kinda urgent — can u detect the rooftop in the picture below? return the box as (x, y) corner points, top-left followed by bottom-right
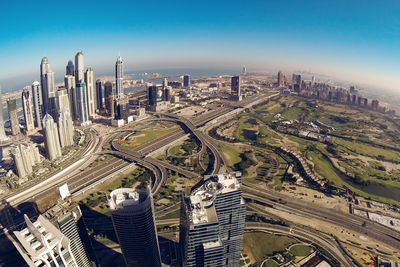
(109, 188), (142, 210)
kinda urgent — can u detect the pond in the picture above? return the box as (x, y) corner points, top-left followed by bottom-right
(242, 129), (257, 141)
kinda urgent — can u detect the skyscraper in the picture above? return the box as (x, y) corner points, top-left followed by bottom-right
(40, 57), (57, 117)
(231, 76), (242, 101)
(180, 172), (246, 267)
(0, 86), (8, 141)
(242, 65), (247, 75)
(183, 74), (190, 89)
(75, 51), (84, 83)
(66, 60), (75, 76)
(11, 143), (41, 178)
(56, 88), (71, 115)
(104, 81), (114, 117)
(115, 54), (124, 99)
(114, 99), (129, 120)
(109, 187), (161, 267)
(64, 75), (77, 120)
(13, 215), (79, 267)
(22, 89), (35, 134)
(7, 98), (20, 135)
(43, 113), (62, 160)
(31, 81), (43, 129)
(58, 110), (74, 148)
(57, 212), (92, 267)
(96, 79), (103, 110)
(277, 71), (284, 87)
(84, 67), (96, 118)
(76, 82), (90, 125)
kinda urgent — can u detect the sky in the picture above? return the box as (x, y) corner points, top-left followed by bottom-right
(1, 0), (400, 92)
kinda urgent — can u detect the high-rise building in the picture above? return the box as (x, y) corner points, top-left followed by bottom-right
(231, 76), (242, 101)
(58, 110), (74, 148)
(75, 51), (84, 83)
(115, 54), (124, 99)
(162, 77), (168, 89)
(76, 83), (90, 125)
(66, 60), (75, 76)
(183, 75), (190, 89)
(114, 99), (130, 120)
(180, 172), (246, 267)
(104, 81), (114, 117)
(55, 89), (71, 116)
(43, 113), (62, 160)
(242, 65), (247, 75)
(40, 57), (57, 118)
(0, 86), (8, 141)
(22, 89), (35, 134)
(109, 187), (161, 267)
(31, 81), (43, 129)
(7, 98), (20, 135)
(13, 214), (79, 267)
(11, 143), (41, 178)
(96, 79), (103, 110)
(64, 75), (77, 120)
(84, 67), (96, 118)
(57, 212), (92, 267)
(277, 71), (284, 87)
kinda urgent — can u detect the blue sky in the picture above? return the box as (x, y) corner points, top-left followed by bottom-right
(1, 0), (400, 91)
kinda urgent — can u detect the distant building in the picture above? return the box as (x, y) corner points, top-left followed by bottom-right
(183, 74), (190, 89)
(164, 87), (171, 102)
(277, 71), (284, 87)
(242, 65), (247, 75)
(13, 215), (79, 267)
(84, 67), (96, 118)
(40, 57), (57, 118)
(116, 54), (124, 99)
(180, 172), (246, 267)
(7, 98), (20, 135)
(0, 87), (7, 140)
(109, 187), (161, 267)
(147, 85), (168, 112)
(31, 81), (43, 129)
(75, 51), (84, 83)
(104, 81), (114, 117)
(58, 110), (74, 148)
(21, 89), (35, 134)
(114, 99), (130, 120)
(162, 77), (168, 89)
(43, 113), (62, 160)
(371, 99), (379, 110)
(66, 60), (75, 76)
(96, 79), (103, 110)
(76, 82), (90, 125)
(231, 76), (242, 101)
(11, 143), (41, 178)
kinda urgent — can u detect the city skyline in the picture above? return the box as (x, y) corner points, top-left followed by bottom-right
(1, 1), (400, 93)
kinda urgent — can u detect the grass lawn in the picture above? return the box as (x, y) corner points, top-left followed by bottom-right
(218, 142), (241, 167)
(124, 127), (177, 147)
(242, 232), (297, 263)
(262, 259), (279, 267)
(157, 209), (180, 220)
(289, 244), (314, 257)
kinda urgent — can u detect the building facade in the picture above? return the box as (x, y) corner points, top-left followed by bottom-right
(231, 76), (242, 101)
(84, 67), (96, 118)
(64, 75), (76, 120)
(109, 187), (161, 267)
(95, 79), (103, 110)
(183, 74), (190, 89)
(0, 87), (8, 140)
(58, 110), (74, 148)
(40, 57), (57, 118)
(11, 143), (41, 178)
(180, 172), (246, 267)
(76, 83), (90, 125)
(66, 60), (75, 76)
(22, 89), (35, 134)
(31, 81), (43, 129)
(104, 81), (114, 117)
(115, 55), (124, 99)
(75, 51), (84, 83)
(7, 98), (20, 135)
(43, 114), (62, 160)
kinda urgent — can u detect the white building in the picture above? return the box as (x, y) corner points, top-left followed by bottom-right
(43, 114), (62, 160)
(84, 67), (96, 118)
(58, 110), (74, 148)
(11, 143), (41, 178)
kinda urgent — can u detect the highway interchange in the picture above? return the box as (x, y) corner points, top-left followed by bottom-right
(2, 92), (400, 265)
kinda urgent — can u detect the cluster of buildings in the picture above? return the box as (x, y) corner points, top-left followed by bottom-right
(10, 172), (245, 267)
(276, 72), (395, 115)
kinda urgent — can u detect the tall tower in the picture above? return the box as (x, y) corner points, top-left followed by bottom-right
(66, 60), (75, 76)
(75, 51), (84, 83)
(31, 81), (43, 129)
(277, 71), (284, 87)
(7, 98), (20, 136)
(0, 86), (8, 141)
(64, 75), (76, 120)
(57, 212), (92, 267)
(180, 172), (246, 267)
(231, 76), (241, 101)
(109, 187), (161, 267)
(58, 110), (74, 147)
(40, 57), (56, 117)
(104, 81), (114, 117)
(22, 89), (35, 134)
(95, 79), (103, 110)
(43, 113), (62, 160)
(13, 215), (78, 267)
(115, 54), (124, 99)
(56, 88), (71, 115)
(183, 74), (190, 89)
(84, 67), (96, 118)
(76, 82), (90, 125)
